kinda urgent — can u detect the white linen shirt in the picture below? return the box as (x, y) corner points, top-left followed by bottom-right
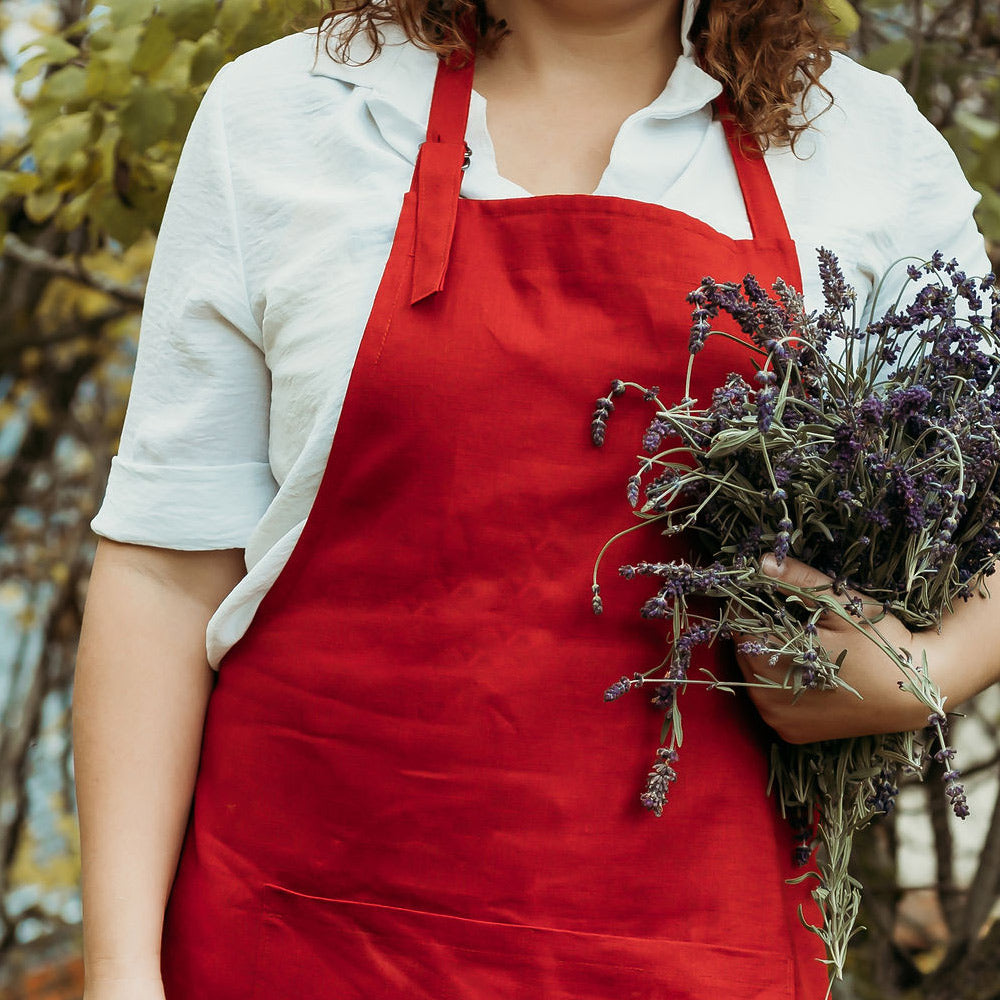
(90, 6), (992, 668)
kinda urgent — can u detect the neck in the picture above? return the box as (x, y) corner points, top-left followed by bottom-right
(481, 0), (685, 92)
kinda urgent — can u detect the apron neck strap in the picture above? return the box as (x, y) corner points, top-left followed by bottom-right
(409, 48), (476, 304)
(425, 47), (476, 147)
(712, 88), (792, 244)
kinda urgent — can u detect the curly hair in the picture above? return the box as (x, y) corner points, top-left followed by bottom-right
(308, 0), (846, 154)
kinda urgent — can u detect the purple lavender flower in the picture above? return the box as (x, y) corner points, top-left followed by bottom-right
(817, 247), (856, 338)
(642, 418), (671, 454)
(774, 517), (793, 563)
(887, 385), (932, 421)
(604, 676), (635, 701)
(857, 395), (886, 428)
(627, 474), (641, 508)
(640, 595), (669, 619)
(788, 804), (815, 868)
(651, 682), (675, 710)
(831, 423), (862, 473)
(591, 395), (615, 446)
(640, 746), (679, 818)
(865, 766), (900, 815)
(755, 370), (778, 433)
(943, 768), (970, 819)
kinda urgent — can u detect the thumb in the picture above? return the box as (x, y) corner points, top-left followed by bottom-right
(760, 553), (836, 598)
(763, 554), (887, 624)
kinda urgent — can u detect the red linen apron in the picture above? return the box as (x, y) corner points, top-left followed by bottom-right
(160, 45), (829, 1000)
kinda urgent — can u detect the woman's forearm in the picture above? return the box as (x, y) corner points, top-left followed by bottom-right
(928, 577), (1000, 712)
(72, 540), (246, 983)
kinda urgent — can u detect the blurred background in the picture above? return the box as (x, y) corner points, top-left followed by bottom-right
(0, 0), (996, 997)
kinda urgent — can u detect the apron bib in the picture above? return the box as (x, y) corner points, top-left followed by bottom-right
(161, 44), (829, 1000)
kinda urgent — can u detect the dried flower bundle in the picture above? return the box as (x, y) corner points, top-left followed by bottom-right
(590, 248), (1000, 988)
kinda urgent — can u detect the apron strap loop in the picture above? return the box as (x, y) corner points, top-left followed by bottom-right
(713, 88), (792, 245)
(410, 48), (476, 305)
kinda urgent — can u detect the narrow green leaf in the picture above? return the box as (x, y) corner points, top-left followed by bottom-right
(16, 34), (79, 61)
(13, 53), (51, 90)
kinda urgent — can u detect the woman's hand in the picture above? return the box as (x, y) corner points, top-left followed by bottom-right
(734, 554), (939, 745)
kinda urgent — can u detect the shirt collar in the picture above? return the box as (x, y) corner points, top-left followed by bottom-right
(305, 0), (720, 154)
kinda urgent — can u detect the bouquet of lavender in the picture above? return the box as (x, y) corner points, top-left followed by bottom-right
(589, 248), (1000, 986)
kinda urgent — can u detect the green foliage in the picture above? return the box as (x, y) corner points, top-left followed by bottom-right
(849, 0), (1000, 259)
(4, 0), (323, 248)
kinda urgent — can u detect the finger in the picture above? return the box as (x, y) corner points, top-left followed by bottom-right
(761, 553), (834, 592)
(760, 554), (882, 623)
(732, 631), (793, 682)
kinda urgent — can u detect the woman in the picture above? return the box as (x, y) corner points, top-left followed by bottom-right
(73, 1), (995, 998)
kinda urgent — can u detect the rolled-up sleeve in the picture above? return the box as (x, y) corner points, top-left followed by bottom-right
(91, 59), (276, 550)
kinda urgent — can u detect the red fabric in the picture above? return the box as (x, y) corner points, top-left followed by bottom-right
(161, 48), (829, 1000)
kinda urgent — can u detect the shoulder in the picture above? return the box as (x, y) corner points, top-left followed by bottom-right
(206, 30), (349, 119)
(793, 51), (927, 146)
(777, 51), (987, 302)
(774, 49), (977, 234)
(791, 50), (952, 172)
(199, 19), (433, 161)
(212, 19), (417, 106)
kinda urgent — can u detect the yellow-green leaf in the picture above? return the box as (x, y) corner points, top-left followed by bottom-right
(169, 92), (199, 141)
(58, 188), (94, 231)
(24, 186), (62, 223)
(92, 191), (147, 246)
(131, 14), (175, 75)
(119, 86), (176, 151)
(41, 64), (89, 105)
(821, 0), (860, 39)
(189, 34), (225, 85)
(159, 0), (216, 42)
(32, 112), (95, 177)
(109, 0), (157, 30)
(0, 171), (42, 200)
(216, 0), (260, 39)
(93, 117), (121, 181)
(861, 38), (914, 75)
(16, 34), (78, 61)
(13, 52), (51, 90)
(156, 39), (198, 89)
(91, 24), (144, 94)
